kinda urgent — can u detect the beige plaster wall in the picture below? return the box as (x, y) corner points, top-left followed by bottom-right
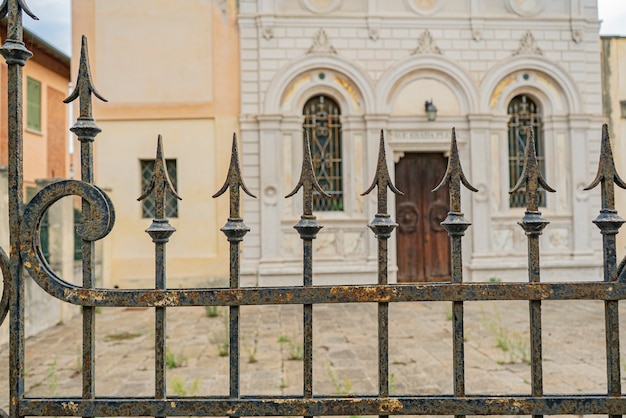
(71, 0), (239, 286)
(96, 118), (235, 287)
(94, 0), (213, 105)
(602, 37), (626, 259)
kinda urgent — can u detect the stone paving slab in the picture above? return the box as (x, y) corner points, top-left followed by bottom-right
(0, 299), (624, 417)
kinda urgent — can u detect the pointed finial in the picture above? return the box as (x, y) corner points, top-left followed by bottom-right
(64, 35), (107, 120)
(510, 128), (555, 211)
(361, 130), (402, 215)
(213, 133), (256, 218)
(0, 0), (38, 21)
(0, 0), (37, 65)
(433, 128), (478, 213)
(286, 131), (330, 216)
(138, 135), (182, 219)
(584, 124), (626, 210)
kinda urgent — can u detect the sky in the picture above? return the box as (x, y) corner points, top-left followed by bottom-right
(15, 0), (626, 57)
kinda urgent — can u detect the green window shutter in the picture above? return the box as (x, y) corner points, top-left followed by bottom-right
(27, 77), (41, 132)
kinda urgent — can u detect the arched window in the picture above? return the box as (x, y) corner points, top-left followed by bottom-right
(303, 95), (343, 211)
(508, 94), (545, 208)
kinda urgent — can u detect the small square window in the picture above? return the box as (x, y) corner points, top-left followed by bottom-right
(140, 159), (178, 218)
(27, 77), (41, 132)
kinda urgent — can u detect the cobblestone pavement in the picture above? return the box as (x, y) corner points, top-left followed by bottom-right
(1, 299), (624, 416)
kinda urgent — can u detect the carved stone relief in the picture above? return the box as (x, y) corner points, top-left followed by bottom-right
(308, 29), (337, 54)
(412, 29), (442, 55)
(513, 31), (543, 56)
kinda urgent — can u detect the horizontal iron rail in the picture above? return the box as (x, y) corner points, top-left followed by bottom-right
(19, 396), (626, 416)
(26, 281), (626, 307)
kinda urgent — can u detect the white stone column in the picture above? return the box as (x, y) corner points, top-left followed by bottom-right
(258, 115), (284, 264)
(568, 116), (594, 257)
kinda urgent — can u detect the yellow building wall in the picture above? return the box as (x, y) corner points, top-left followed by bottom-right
(72, 0), (239, 287)
(602, 37), (626, 259)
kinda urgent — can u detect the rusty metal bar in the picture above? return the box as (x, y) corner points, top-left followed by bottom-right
(362, 130), (401, 416)
(138, 135), (181, 412)
(64, 35), (107, 414)
(213, 133), (256, 402)
(18, 395), (626, 416)
(584, 124), (625, 417)
(510, 128), (555, 418)
(0, 1), (36, 416)
(286, 131), (328, 409)
(433, 128), (477, 418)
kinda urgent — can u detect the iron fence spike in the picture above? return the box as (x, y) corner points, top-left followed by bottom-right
(433, 127), (478, 195)
(138, 135), (182, 203)
(0, 0), (38, 20)
(64, 35), (107, 119)
(213, 133), (256, 200)
(584, 124), (626, 196)
(510, 128), (555, 212)
(286, 131), (329, 215)
(362, 130), (403, 198)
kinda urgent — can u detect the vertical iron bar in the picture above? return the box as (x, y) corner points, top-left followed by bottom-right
(213, 134), (254, 405)
(362, 131), (402, 418)
(0, 1), (36, 415)
(584, 124), (625, 418)
(138, 135), (180, 415)
(64, 36), (107, 415)
(434, 128), (477, 418)
(286, 132), (327, 413)
(510, 128), (554, 418)
(303, 240), (313, 401)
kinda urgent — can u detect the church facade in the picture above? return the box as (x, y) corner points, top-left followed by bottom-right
(237, 0), (605, 285)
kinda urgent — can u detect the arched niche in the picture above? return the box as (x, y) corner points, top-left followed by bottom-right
(264, 55), (375, 116)
(391, 76), (461, 117)
(481, 56), (582, 115)
(377, 54), (478, 115)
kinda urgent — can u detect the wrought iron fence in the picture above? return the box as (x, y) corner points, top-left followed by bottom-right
(1, 1), (626, 417)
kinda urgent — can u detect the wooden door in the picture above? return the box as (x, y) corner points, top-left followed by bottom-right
(395, 153), (450, 282)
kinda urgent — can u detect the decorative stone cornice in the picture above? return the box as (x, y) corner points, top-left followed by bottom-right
(307, 29), (337, 54)
(412, 29), (442, 55)
(513, 30), (543, 56)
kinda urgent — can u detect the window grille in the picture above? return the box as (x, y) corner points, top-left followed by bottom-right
(303, 95), (343, 211)
(508, 94), (546, 208)
(140, 158), (178, 218)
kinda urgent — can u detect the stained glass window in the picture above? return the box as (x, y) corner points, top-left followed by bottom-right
(303, 95), (343, 211)
(508, 95), (545, 208)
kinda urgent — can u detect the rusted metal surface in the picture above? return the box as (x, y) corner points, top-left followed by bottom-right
(1, 3), (626, 417)
(433, 128), (477, 418)
(213, 133), (255, 407)
(362, 130), (401, 418)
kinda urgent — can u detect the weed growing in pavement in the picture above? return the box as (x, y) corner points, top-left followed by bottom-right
(243, 330), (259, 363)
(204, 306), (221, 318)
(170, 376), (200, 396)
(209, 316), (229, 357)
(278, 334), (304, 360)
(105, 331), (142, 342)
(46, 360), (58, 396)
(480, 304), (529, 364)
(165, 346), (188, 369)
(326, 363), (353, 395)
